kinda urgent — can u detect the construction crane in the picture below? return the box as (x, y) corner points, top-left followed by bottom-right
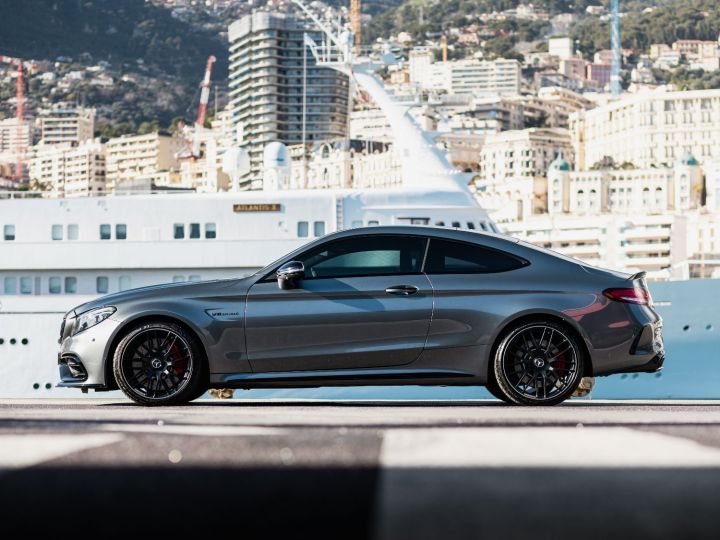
(0, 56), (34, 180)
(350, 0), (361, 54)
(177, 55), (217, 160)
(610, 0), (621, 99)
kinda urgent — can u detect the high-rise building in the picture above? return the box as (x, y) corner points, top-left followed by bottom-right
(38, 105), (96, 145)
(29, 139), (106, 197)
(228, 12), (350, 189)
(407, 56), (521, 97)
(0, 117), (32, 166)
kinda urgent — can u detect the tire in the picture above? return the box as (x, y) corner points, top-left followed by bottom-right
(485, 376), (514, 404)
(113, 321), (206, 406)
(493, 321), (584, 406)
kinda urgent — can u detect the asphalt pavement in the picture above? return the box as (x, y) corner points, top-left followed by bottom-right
(1, 399), (720, 539)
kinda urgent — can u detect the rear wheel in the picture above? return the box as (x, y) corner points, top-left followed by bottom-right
(113, 321), (206, 406)
(493, 321), (584, 406)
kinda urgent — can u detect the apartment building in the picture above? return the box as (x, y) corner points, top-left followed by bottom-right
(476, 128), (573, 221)
(38, 105), (96, 145)
(228, 12), (350, 189)
(105, 132), (181, 191)
(571, 88), (720, 170)
(29, 139), (106, 197)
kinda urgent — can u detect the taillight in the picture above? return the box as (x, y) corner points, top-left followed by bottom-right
(603, 287), (652, 305)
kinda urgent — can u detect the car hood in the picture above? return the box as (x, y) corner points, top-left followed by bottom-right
(70, 276), (256, 316)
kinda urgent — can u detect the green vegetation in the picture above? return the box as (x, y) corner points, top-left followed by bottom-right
(0, 0), (226, 80)
(573, 0), (720, 57)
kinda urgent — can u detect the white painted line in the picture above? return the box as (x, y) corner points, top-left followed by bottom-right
(97, 423), (287, 436)
(0, 434), (123, 474)
(380, 427), (720, 468)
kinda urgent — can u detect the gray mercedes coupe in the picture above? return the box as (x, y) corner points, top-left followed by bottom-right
(58, 226), (664, 406)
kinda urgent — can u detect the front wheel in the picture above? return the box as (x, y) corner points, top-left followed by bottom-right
(492, 321), (584, 406)
(113, 321), (206, 406)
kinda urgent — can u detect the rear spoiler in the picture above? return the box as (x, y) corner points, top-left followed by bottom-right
(628, 271), (647, 282)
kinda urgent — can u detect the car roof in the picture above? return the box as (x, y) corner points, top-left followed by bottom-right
(322, 225), (520, 249)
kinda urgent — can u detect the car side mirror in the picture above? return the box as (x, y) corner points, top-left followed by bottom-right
(277, 261), (305, 290)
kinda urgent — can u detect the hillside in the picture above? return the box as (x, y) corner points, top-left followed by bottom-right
(0, 0), (227, 80)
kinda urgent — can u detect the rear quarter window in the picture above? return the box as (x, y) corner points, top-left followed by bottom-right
(425, 238), (527, 274)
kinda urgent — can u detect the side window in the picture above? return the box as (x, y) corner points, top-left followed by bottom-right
(99, 224), (111, 240)
(96, 276), (109, 294)
(65, 277), (78, 294)
(205, 223), (216, 239)
(189, 223), (201, 239)
(299, 235), (426, 279)
(49, 277), (62, 294)
(424, 239), (526, 274)
(3, 277), (17, 295)
(67, 224), (79, 240)
(20, 277), (32, 295)
(297, 221), (309, 238)
(313, 221), (325, 237)
(116, 224), (127, 240)
(174, 224), (185, 239)
(118, 275), (131, 291)
(4, 224), (15, 241)
(52, 224), (63, 241)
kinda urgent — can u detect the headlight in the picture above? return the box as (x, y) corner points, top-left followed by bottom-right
(72, 307), (116, 336)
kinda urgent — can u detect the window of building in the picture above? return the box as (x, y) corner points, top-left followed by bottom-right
(116, 224), (127, 240)
(205, 223), (217, 239)
(20, 277), (32, 295)
(425, 239), (527, 274)
(99, 224), (111, 240)
(3, 224), (15, 241)
(52, 224), (63, 241)
(297, 221), (309, 238)
(67, 224), (79, 240)
(173, 276), (186, 283)
(96, 276), (109, 294)
(119, 276), (131, 291)
(189, 223), (201, 239)
(49, 277), (62, 294)
(3, 277), (17, 295)
(297, 235), (426, 279)
(313, 221), (326, 237)
(174, 224), (185, 239)
(65, 277), (77, 294)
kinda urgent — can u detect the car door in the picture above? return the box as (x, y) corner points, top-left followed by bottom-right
(423, 237), (530, 349)
(245, 234), (433, 372)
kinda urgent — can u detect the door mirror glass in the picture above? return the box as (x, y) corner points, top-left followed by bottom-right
(277, 261), (305, 289)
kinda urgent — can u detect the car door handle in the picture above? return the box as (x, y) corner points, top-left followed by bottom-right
(385, 285), (419, 296)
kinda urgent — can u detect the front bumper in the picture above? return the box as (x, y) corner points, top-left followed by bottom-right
(57, 316), (122, 389)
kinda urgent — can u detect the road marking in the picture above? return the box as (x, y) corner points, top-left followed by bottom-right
(380, 427), (720, 468)
(0, 434), (123, 474)
(97, 423), (287, 436)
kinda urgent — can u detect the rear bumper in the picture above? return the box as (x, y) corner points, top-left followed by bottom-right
(600, 352), (665, 376)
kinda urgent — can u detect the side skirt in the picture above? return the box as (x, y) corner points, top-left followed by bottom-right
(212, 368), (476, 389)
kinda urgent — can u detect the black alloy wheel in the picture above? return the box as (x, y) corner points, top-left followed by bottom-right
(493, 321), (584, 406)
(113, 321), (205, 406)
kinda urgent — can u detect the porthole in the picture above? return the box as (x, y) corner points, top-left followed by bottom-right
(45, 383), (52, 390)
(33, 383), (39, 390)
(0, 338), (4, 345)
(682, 325), (690, 331)
(706, 324), (713, 331)
(9, 338), (16, 345)
(21, 338), (28, 345)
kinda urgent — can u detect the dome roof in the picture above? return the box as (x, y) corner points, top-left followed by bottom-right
(549, 155), (571, 172)
(680, 151), (699, 167)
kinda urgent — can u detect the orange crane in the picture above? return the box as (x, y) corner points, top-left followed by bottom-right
(350, 0), (361, 54)
(177, 55), (217, 160)
(0, 56), (34, 180)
